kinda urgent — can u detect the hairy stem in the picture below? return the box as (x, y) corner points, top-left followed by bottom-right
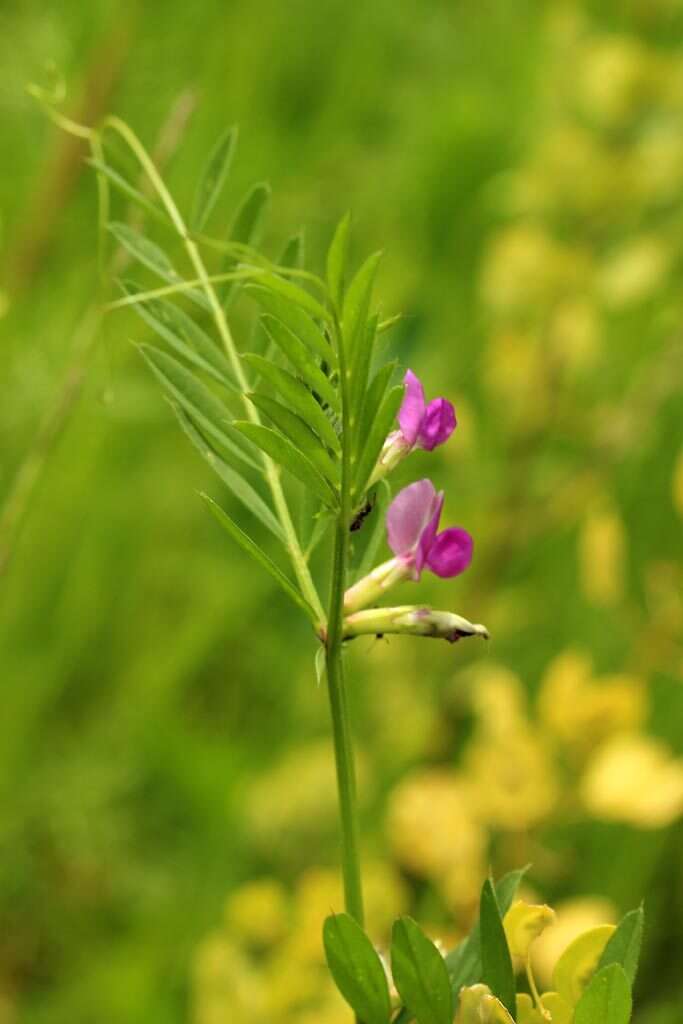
(325, 314), (364, 927)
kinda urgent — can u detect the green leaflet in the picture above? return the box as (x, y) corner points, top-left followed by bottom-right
(248, 270), (330, 323)
(349, 311), (379, 440)
(574, 965), (632, 1024)
(122, 280), (237, 392)
(138, 344), (260, 473)
(220, 182), (271, 308)
(391, 918), (453, 1024)
(355, 360), (397, 455)
(326, 211), (351, 310)
(279, 230), (305, 271)
(479, 878), (516, 1017)
(392, 867), (528, 1024)
(191, 125), (237, 231)
(352, 384), (403, 499)
(323, 913), (392, 1024)
(109, 221), (176, 278)
(243, 353), (340, 454)
(247, 392), (339, 487)
(343, 249), (382, 369)
(260, 315), (339, 411)
(172, 404), (284, 542)
(232, 421), (339, 509)
(201, 494), (318, 625)
(245, 283), (335, 367)
(109, 222), (209, 310)
(87, 159), (168, 225)
(598, 907), (644, 986)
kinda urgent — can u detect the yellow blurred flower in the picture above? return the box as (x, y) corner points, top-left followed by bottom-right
(468, 665), (529, 739)
(538, 649), (646, 754)
(484, 329), (549, 434)
(225, 878), (290, 948)
(246, 740), (367, 856)
(548, 297), (600, 371)
(386, 769), (486, 883)
(579, 504), (626, 607)
(464, 729), (559, 831)
(576, 36), (662, 127)
(504, 899), (556, 960)
(581, 734), (683, 827)
(480, 225), (589, 316)
(192, 934), (266, 1024)
(598, 236), (670, 309)
(531, 897), (617, 989)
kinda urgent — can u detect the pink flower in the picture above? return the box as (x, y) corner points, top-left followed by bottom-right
(397, 369), (456, 452)
(386, 479), (473, 580)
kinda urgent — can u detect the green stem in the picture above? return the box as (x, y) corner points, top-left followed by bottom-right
(325, 313), (364, 926)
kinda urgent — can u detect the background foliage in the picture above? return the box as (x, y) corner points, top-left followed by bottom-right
(1, 1), (682, 1022)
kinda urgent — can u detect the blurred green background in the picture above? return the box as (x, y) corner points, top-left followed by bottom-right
(1, 1), (683, 1022)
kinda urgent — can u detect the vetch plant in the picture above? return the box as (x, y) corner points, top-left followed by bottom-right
(34, 83), (645, 1022)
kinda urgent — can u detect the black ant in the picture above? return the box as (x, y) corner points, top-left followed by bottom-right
(349, 492), (376, 532)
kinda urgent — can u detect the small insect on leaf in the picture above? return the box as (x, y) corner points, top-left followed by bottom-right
(191, 124), (238, 231)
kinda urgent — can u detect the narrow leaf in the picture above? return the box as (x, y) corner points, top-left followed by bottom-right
(191, 125), (237, 230)
(201, 493), (318, 624)
(109, 221), (176, 278)
(352, 384), (403, 499)
(349, 311), (379, 435)
(480, 879), (516, 1016)
(138, 344), (260, 472)
(279, 229), (305, 270)
(326, 211), (351, 310)
(391, 917), (453, 1024)
(110, 223), (209, 309)
(598, 907), (643, 986)
(261, 315), (339, 410)
(232, 421), (339, 508)
(172, 405), (284, 541)
(87, 159), (168, 224)
(356, 361), (396, 454)
(444, 868), (528, 1015)
(574, 965), (632, 1024)
(243, 353), (340, 454)
(245, 283), (335, 366)
(248, 392), (339, 486)
(323, 913), (392, 1024)
(220, 182), (271, 308)
(122, 280), (237, 391)
(248, 270), (330, 323)
(343, 249), (382, 367)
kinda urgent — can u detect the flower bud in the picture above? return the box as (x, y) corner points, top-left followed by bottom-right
(343, 605), (489, 643)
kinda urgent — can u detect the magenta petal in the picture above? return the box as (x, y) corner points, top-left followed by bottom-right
(418, 398), (456, 451)
(415, 490), (444, 576)
(386, 479), (440, 562)
(425, 527), (473, 579)
(397, 369), (426, 447)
